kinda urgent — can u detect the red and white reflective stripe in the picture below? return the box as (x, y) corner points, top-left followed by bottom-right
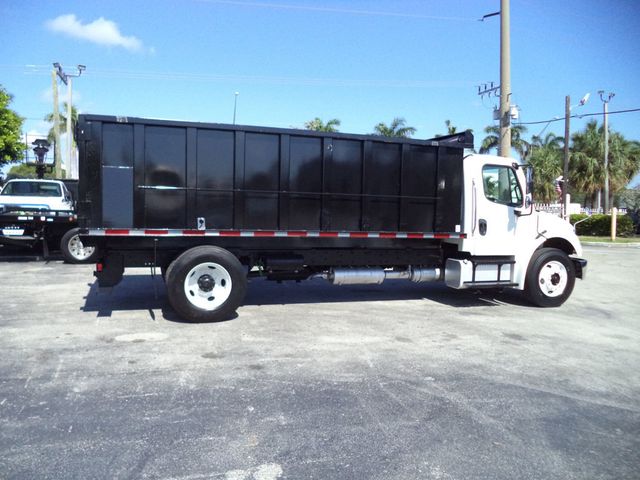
(87, 228), (466, 239)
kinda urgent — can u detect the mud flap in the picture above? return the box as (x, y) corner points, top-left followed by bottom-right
(95, 253), (124, 288)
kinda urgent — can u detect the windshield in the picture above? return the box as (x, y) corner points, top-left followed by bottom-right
(0, 181), (62, 197)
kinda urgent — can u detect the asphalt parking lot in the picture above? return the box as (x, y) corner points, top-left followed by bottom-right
(0, 244), (639, 480)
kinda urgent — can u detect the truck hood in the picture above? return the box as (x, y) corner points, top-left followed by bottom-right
(536, 211), (583, 257)
(0, 195), (73, 212)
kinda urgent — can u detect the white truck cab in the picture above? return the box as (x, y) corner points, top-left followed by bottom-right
(445, 153), (585, 307)
(0, 179), (74, 212)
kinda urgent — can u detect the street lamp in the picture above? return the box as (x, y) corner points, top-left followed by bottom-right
(599, 90), (615, 213)
(31, 139), (51, 179)
(233, 92), (239, 125)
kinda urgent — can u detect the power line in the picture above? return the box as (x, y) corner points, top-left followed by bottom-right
(517, 108), (640, 125)
(1, 64), (476, 89)
(196, 0), (479, 21)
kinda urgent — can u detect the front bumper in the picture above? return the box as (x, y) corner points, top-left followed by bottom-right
(572, 258), (587, 279)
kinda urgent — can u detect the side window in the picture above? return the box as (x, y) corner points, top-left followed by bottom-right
(482, 165), (522, 207)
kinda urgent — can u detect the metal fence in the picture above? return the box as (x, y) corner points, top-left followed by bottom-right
(535, 203), (627, 216)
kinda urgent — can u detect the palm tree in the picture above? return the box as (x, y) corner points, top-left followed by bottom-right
(45, 102), (79, 143)
(304, 117), (341, 132)
(373, 117), (416, 138)
(569, 120), (640, 209)
(607, 133), (640, 196)
(443, 119), (457, 135)
(480, 124), (529, 161)
(434, 120), (474, 141)
(528, 132), (564, 203)
(570, 121), (605, 208)
(531, 132), (564, 150)
(524, 131), (564, 166)
(45, 102), (79, 178)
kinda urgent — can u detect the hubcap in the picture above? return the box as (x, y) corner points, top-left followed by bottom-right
(184, 262), (232, 310)
(68, 234), (96, 260)
(538, 260), (568, 298)
(197, 274), (215, 292)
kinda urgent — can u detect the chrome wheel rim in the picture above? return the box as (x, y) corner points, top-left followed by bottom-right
(68, 234), (96, 260)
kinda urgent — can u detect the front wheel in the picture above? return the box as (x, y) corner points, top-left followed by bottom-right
(525, 248), (576, 307)
(61, 228), (99, 264)
(165, 246), (247, 322)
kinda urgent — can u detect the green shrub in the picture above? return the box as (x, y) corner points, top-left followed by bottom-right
(570, 213), (635, 237)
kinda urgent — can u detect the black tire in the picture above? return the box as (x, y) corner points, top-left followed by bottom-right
(159, 262), (172, 282)
(60, 228), (99, 264)
(525, 248), (576, 307)
(165, 246), (247, 322)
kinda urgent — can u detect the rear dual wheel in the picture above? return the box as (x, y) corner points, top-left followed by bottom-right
(165, 246), (247, 322)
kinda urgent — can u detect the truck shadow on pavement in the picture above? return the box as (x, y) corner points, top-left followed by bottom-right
(0, 245), (63, 262)
(245, 278), (529, 308)
(81, 275), (530, 323)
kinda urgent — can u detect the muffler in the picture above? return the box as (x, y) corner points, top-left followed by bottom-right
(323, 267), (441, 285)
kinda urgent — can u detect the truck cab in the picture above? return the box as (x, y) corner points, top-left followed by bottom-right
(0, 179), (74, 212)
(443, 153), (585, 306)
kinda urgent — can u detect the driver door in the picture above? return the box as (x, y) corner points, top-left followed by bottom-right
(471, 163), (523, 256)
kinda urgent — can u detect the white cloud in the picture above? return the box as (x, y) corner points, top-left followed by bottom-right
(46, 14), (147, 52)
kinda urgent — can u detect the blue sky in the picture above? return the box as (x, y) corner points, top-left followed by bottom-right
(1, 0), (639, 183)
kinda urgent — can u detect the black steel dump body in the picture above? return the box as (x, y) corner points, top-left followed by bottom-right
(77, 115), (470, 238)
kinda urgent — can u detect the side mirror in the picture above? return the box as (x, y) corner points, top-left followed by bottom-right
(515, 194), (533, 217)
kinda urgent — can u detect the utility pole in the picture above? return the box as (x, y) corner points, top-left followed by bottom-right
(66, 78), (73, 177)
(561, 93), (590, 219)
(599, 90), (615, 213)
(563, 95), (570, 219)
(53, 63), (86, 179)
(480, 1), (511, 157)
(499, 0), (511, 157)
(51, 70), (62, 178)
(233, 92), (239, 125)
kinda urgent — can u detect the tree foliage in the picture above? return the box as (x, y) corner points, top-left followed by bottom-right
(528, 132), (564, 203)
(304, 117), (340, 132)
(569, 120), (640, 208)
(434, 120), (473, 138)
(0, 85), (25, 166)
(5, 162), (57, 180)
(569, 121), (604, 204)
(45, 102), (78, 143)
(618, 186), (640, 233)
(479, 124), (529, 161)
(373, 117), (416, 138)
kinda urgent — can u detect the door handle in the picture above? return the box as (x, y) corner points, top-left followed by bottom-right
(479, 219), (487, 236)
